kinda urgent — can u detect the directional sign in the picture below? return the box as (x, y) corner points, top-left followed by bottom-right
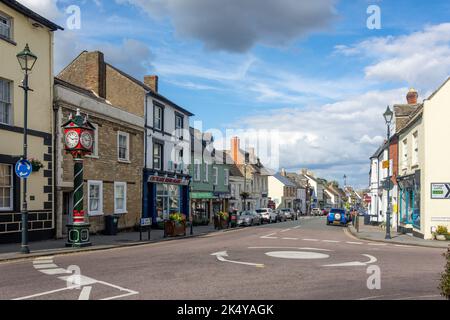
(431, 183), (450, 199)
(15, 159), (32, 179)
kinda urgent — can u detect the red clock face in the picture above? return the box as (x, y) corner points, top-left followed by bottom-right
(65, 130), (79, 149)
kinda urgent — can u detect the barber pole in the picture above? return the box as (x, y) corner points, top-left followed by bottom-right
(62, 109), (95, 247)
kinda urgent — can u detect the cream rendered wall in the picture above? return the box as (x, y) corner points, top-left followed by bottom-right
(423, 80), (450, 239)
(268, 176), (284, 208)
(398, 116), (424, 235)
(0, 3), (54, 212)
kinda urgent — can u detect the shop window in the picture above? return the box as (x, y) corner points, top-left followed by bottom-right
(114, 182), (127, 214)
(88, 181), (103, 216)
(156, 184), (180, 222)
(0, 164), (13, 211)
(0, 78), (12, 125)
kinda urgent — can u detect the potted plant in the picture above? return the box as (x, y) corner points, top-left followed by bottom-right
(165, 213), (186, 237)
(215, 212), (229, 230)
(29, 158), (44, 172)
(435, 226), (449, 241)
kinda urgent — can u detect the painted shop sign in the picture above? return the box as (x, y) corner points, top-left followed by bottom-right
(148, 175), (189, 186)
(431, 183), (450, 199)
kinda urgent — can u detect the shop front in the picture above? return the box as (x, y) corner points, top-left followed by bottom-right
(143, 171), (190, 228)
(190, 192), (215, 225)
(398, 171), (421, 232)
(213, 192), (230, 216)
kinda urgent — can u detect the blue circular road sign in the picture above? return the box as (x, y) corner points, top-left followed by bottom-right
(15, 159), (32, 179)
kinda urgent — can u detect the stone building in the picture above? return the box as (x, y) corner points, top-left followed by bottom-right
(0, 0), (62, 243)
(55, 51), (146, 235)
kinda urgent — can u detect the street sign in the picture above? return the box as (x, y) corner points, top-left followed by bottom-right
(15, 159), (32, 179)
(431, 183), (450, 199)
(140, 218), (152, 226)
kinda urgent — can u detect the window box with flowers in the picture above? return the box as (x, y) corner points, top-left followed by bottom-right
(30, 158), (44, 173)
(164, 213), (187, 237)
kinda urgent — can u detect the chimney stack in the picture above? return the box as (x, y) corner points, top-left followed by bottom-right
(281, 168), (287, 177)
(144, 75), (159, 93)
(231, 137), (240, 164)
(406, 88), (418, 105)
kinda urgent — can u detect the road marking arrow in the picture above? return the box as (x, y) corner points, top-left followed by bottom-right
(322, 254), (377, 267)
(211, 251), (265, 268)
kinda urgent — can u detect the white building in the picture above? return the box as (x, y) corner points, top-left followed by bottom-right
(142, 76), (194, 224)
(268, 173), (297, 210)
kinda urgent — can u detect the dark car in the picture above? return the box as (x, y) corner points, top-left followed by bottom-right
(327, 209), (350, 226)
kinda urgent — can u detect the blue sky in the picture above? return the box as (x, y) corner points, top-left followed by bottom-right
(19, 0), (450, 188)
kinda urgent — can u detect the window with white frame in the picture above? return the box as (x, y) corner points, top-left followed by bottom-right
(175, 114), (183, 138)
(412, 132), (419, 166)
(0, 13), (12, 40)
(194, 159), (201, 181)
(88, 181), (103, 216)
(213, 167), (218, 185)
(114, 182), (127, 214)
(0, 164), (13, 211)
(204, 163), (209, 182)
(224, 169), (229, 186)
(153, 142), (163, 170)
(117, 131), (130, 162)
(402, 139), (408, 170)
(0, 78), (12, 125)
(153, 104), (163, 131)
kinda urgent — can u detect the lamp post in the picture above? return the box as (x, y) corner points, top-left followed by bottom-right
(383, 106), (394, 240)
(343, 174), (347, 188)
(17, 44), (37, 254)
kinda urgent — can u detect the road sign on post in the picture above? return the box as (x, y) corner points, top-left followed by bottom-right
(15, 159), (32, 179)
(140, 218), (152, 241)
(431, 183), (450, 199)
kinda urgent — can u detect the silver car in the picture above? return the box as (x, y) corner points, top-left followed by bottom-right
(237, 211), (261, 227)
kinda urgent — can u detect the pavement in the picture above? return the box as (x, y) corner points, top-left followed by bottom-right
(348, 221), (450, 249)
(0, 224), (218, 262)
(0, 216), (447, 300)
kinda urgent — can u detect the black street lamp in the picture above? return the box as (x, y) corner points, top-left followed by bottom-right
(383, 106), (394, 240)
(17, 44), (37, 254)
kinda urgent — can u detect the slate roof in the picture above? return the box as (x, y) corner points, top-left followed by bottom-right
(1, 0), (63, 31)
(272, 173), (297, 187)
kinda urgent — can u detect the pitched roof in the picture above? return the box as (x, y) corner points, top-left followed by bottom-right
(1, 0), (63, 31)
(272, 173), (297, 187)
(229, 164), (244, 177)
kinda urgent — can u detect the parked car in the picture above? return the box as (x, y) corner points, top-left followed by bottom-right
(327, 209), (350, 226)
(280, 208), (297, 220)
(237, 211), (261, 227)
(311, 208), (322, 216)
(274, 210), (287, 222)
(323, 206), (332, 215)
(256, 208), (278, 223)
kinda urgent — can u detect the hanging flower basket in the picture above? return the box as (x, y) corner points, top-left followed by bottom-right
(29, 158), (44, 172)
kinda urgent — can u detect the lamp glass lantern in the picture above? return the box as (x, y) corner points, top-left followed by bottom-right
(383, 106), (394, 125)
(16, 44), (38, 73)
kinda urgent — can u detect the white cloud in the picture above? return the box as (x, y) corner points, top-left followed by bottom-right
(17, 0), (62, 21)
(336, 23), (450, 91)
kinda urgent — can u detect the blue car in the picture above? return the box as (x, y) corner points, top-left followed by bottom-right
(326, 209), (350, 226)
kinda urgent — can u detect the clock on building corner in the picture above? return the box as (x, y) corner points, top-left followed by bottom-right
(62, 108), (96, 159)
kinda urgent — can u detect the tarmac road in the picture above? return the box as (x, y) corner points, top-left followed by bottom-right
(0, 217), (446, 300)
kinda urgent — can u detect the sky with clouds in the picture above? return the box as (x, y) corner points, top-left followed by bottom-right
(16, 0), (450, 188)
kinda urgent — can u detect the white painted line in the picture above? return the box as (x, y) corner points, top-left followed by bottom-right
(59, 275), (98, 286)
(260, 233), (278, 239)
(33, 264), (59, 269)
(39, 268), (72, 275)
(34, 256), (54, 261)
(394, 244), (414, 248)
(323, 254), (377, 267)
(394, 295), (442, 300)
(211, 251), (264, 268)
(13, 285), (82, 300)
(346, 242), (363, 245)
(282, 238), (299, 240)
(262, 237), (278, 239)
(280, 229), (291, 233)
(368, 243), (387, 246)
(248, 247), (333, 252)
(265, 251), (330, 260)
(322, 240), (340, 243)
(101, 291), (140, 301)
(78, 286), (92, 300)
(33, 260), (54, 265)
(302, 239), (320, 242)
(293, 226), (301, 229)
